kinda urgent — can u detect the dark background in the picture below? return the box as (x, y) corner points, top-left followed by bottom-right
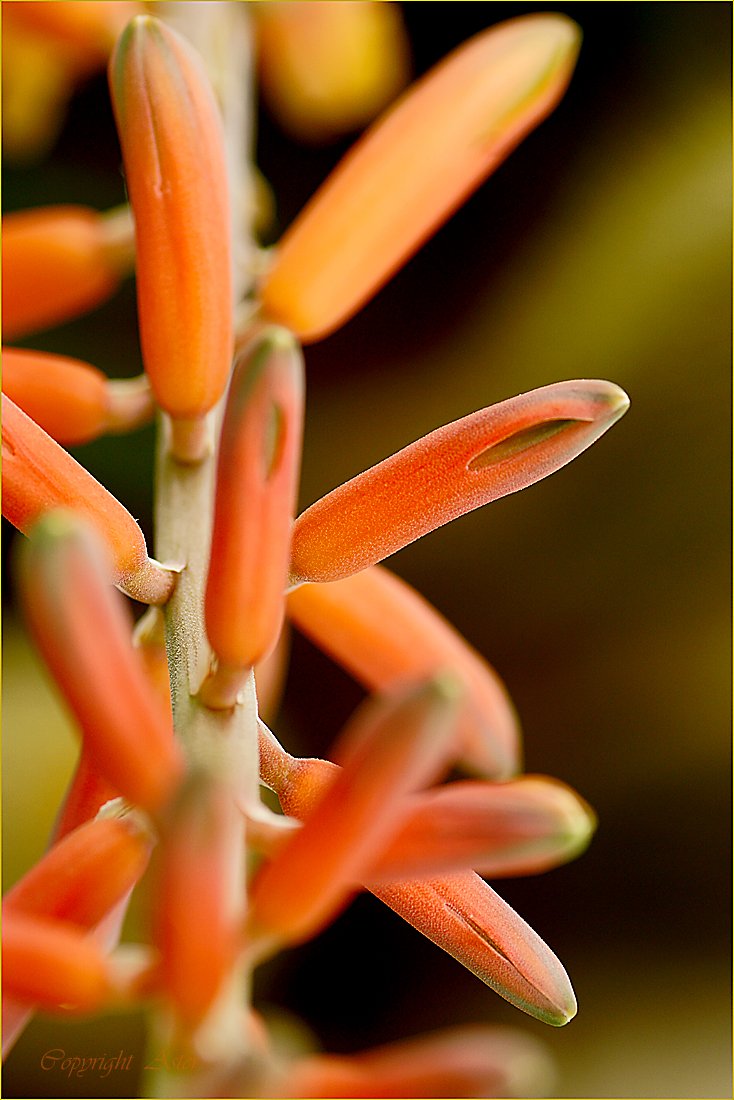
(3, 3), (731, 1097)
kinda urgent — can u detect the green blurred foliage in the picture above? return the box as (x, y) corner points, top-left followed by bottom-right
(3, 4), (730, 1098)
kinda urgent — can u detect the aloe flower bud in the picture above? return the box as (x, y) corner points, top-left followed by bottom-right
(2, 347), (153, 444)
(109, 15), (233, 441)
(373, 871), (577, 1027)
(2, 912), (116, 1013)
(203, 328), (304, 702)
(290, 380), (629, 585)
(260, 13), (580, 342)
(250, 676), (461, 948)
(18, 513), (184, 812)
(52, 751), (120, 841)
(151, 772), (242, 1028)
(365, 776), (597, 883)
(2, 395), (174, 604)
(2, 205), (131, 340)
(288, 565), (519, 777)
(4, 814), (152, 929)
(283, 1024), (554, 1099)
(256, 1), (410, 143)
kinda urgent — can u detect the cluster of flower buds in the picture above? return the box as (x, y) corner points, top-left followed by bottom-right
(2, 5), (628, 1097)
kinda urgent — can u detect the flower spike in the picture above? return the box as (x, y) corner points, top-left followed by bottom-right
(17, 512), (184, 812)
(1, 205), (132, 340)
(250, 676), (461, 949)
(2, 347), (153, 444)
(4, 814), (152, 930)
(202, 328), (304, 706)
(373, 871), (577, 1027)
(109, 14), (233, 450)
(290, 380), (629, 584)
(259, 13), (580, 342)
(2, 395), (174, 603)
(288, 565), (520, 777)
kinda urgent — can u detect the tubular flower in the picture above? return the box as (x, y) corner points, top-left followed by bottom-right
(255, 731), (594, 882)
(255, 1), (411, 144)
(17, 512), (184, 812)
(2, 395), (174, 604)
(2, 913), (117, 1014)
(287, 564), (520, 777)
(4, 813), (152, 930)
(203, 328), (304, 704)
(259, 13), (580, 342)
(280, 1024), (555, 1099)
(108, 14), (233, 442)
(373, 872), (577, 1027)
(1, 205), (133, 340)
(290, 380), (629, 585)
(51, 751), (121, 842)
(2, 347), (153, 444)
(151, 772), (242, 1029)
(250, 676), (462, 948)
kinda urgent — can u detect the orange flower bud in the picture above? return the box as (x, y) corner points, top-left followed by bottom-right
(18, 513), (184, 812)
(2, 347), (153, 444)
(2, 205), (129, 340)
(372, 871), (577, 1026)
(109, 15), (233, 426)
(4, 815), (152, 929)
(52, 751), (120, 841)
(365, 776), (597, 883)
(256, 1), (410, 143)
(2, 395), (173, 603)
(152, 773), (241, 1028)
(257, 726), (594, 882)
(204, 329), (304, 693)
(259, 13), (580, 341)
(2, 912), (115, 1014)
(5, 2), (143, 62)
(288, 565), (519, 777)
(290, 380), (629, 585)
(285, 1024), (553, 1099)
(250, 676), (461, 947)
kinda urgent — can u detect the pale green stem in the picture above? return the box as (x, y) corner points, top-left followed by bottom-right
(149, 2), (259, 1091)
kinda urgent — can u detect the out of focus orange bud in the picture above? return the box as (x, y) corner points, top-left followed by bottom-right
(256, 1), (410, 143)
(2, 205), (132, 340)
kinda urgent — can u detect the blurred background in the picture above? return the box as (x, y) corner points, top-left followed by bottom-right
(3, 3), (731, 1097)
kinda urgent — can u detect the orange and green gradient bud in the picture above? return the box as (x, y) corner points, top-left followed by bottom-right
(18, 513), (184, 813)
(290, 380), (629, 585)
(288, 565), (520, 777)
(373, 871), (577, 1027)
(255, 0), (410, 144)
(2, 205), (133, 340)
(259, 13), (580, 342)
(151, 772), (242, 1029)
(2, 347), (153, 445)
(109, 15), (233, 444)
(250, 676), (461, 949)
(203, 329), (304, 704)
(2, 913), (117, 1015)
(2, 395), (173, 603)
(4, 814), (152, 930)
